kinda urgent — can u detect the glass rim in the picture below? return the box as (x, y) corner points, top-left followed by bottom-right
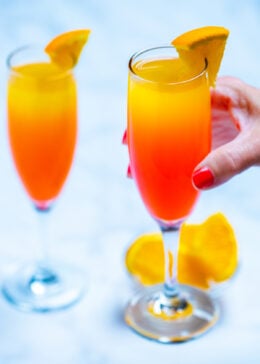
(7, 44), (74, 79)
(128, 45), (208, 85)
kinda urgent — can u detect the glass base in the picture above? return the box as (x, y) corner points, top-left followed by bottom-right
(125, 284), (219, 343)
(2, 262), (85, 313)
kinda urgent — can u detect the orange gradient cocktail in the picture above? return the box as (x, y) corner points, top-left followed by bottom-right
(3, 46), (84, 313)
(128, 55), (211, 222)
(125, 46), (218, 342)
(8, 61), (77, 209)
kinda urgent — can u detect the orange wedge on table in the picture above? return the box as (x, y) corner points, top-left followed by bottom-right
(45, 29), (91, 69)
(172, 25), (229, 86)
(125, 212), (238, 290)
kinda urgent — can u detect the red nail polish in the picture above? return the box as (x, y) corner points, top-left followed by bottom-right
(127, 164), (133, 178)
(192, 167), (214, 189)
(122, 129), (128, 145)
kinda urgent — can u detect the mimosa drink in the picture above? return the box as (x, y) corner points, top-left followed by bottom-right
(8, 62), (77, 209)
(128, 57), (211, 222)
(3, 45), (84, 313)
(125, 46), (218, 342)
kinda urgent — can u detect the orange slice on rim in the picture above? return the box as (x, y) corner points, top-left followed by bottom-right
(45, 29), (91, 69)
(125, 212), (238, 289)
(171, 26), (229, 86)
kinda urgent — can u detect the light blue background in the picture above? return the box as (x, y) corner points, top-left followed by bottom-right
(0, 0), (259, 363)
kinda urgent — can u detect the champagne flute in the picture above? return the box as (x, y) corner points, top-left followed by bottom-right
(3, 45), (84, 312)
(125, 46), (218, 342)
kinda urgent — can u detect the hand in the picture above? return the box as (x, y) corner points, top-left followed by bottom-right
(192, 76), (260, 189)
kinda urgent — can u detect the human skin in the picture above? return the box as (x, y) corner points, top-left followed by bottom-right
(192, 76), (260, 189)
(123, 76), (260, 190)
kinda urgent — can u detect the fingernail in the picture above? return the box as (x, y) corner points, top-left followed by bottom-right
(192, 167), (214, 189)
(122, 129), (127, 145)
(127, 164), (132, 178)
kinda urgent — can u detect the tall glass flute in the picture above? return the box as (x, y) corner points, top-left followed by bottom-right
(3, 46), (84, 312)
(125, 46), (218, 342)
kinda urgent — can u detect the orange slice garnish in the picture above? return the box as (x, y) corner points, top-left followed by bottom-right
(125, 212), (238, 289)
(45, 29), (91, 69)
(171, 26), (229, 86)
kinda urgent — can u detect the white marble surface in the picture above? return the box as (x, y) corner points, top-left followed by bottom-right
(0, 0), (260, 363)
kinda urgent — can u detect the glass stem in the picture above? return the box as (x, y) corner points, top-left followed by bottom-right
(160, 222), (182, 299)
(37, 208), (51, 267)
(28, 207), (59, 294)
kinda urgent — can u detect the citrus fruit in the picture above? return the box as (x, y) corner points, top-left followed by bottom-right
(125, 212), (238, 289)
(180, 212), (238, 284)
(45, 29), (91, 69)
(126, 233), (164, 285)
(171, 26), (229, 86)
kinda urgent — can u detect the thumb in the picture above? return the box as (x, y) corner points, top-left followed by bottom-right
(192, 131), (259, 189)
